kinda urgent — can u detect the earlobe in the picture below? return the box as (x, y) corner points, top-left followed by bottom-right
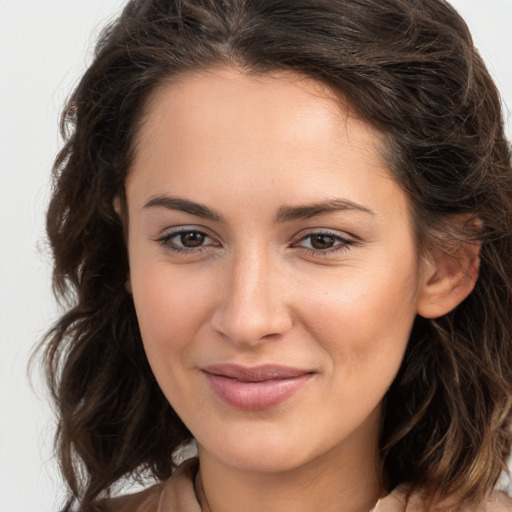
(113, 196), (122, 216)
(417, 240), (480, 319)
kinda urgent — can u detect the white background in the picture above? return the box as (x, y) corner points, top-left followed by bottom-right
(0, 1), (511, 511)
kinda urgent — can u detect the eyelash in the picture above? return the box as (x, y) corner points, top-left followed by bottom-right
(293, 230), (356, 257)
(156, 227), (356, 256)
(156, 227), (218, 254)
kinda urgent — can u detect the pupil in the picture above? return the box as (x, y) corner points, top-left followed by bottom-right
(311, 234), (335, 250)
(181, 232), (205, 247)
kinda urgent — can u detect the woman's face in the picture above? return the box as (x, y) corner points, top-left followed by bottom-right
(125, 67), (426, 474)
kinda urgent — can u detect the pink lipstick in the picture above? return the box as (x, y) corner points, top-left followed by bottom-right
(202, 364), (313, 411)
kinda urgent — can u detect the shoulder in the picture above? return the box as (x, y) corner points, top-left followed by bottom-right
(483, 489), (512, 511)
(97, 458), (199, 512)
(373, 485), (512, 512)
(96, 485), (161, 512)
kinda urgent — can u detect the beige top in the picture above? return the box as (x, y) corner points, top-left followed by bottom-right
(104, 458), (512, 512)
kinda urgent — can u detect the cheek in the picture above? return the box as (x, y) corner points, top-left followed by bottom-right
(129, 261), (216, 360)
(297, 259), (419, 376)
(129, 264), (217, 415)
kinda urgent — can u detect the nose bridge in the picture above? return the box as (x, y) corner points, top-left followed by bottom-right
(211, 244), (291, 345)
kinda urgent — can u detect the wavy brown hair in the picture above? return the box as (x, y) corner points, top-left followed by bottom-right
(42, 0), (512, 510)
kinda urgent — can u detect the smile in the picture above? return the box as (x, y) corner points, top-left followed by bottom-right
(201, 364), (314, 411)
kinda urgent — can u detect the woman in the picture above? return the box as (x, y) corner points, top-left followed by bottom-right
(43, 0), (512, 511)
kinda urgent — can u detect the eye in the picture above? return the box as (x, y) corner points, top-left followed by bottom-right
(156, 227), (219, 253)
(304, 234), (338, 250)
(293, 230), (355, 255)
(176, 231), (207, 248)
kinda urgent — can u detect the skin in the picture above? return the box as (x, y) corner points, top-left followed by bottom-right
(123, 66), (477, 512)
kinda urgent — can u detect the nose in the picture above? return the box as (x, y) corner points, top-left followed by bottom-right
(209, 248), (293, 347)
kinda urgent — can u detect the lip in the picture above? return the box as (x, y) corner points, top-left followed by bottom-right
(202, 364), (314, 411)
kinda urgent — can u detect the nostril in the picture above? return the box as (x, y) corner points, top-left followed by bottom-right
(208, 261), (293, 345)
(209, 303), (292, 347)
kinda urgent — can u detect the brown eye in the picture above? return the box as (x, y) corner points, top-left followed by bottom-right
(157, 229), (216, 253)
(294, 231), (354, 255)
(310, 234), (336, 250)
(180, 231), (205, 247)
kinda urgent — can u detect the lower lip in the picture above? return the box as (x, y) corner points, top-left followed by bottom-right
(203, 372), (313, 411)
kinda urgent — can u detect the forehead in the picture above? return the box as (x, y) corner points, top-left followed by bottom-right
(131, 66), (387, 172)
(126, 66), (407, 228)
(142, 66), (345, 123)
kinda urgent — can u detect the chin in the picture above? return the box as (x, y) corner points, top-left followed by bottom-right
(198, 430), (307, 473)
(197, 427), (325, 475)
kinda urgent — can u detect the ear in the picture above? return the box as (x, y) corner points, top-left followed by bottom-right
(113, 196), (122, 216)
(417, 233), (481, 319)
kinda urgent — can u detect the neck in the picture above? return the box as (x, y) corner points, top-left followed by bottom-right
(195, 412), (384, 512)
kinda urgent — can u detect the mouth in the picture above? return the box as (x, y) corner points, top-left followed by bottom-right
(201, 364), (314, 411)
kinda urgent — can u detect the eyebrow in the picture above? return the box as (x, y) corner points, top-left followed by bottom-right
(143, 195), (374, 222)
(275, 198), (375, 222)
(143, 195), (223, 222)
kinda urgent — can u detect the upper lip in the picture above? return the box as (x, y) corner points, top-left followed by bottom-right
(202, 364), (313, 382)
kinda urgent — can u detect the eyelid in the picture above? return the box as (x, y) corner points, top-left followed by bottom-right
(293, 228), (355, 242)
(291, 228), (357, 254)
(155, 225), (221, 252)
(154, 225), (357, 256)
